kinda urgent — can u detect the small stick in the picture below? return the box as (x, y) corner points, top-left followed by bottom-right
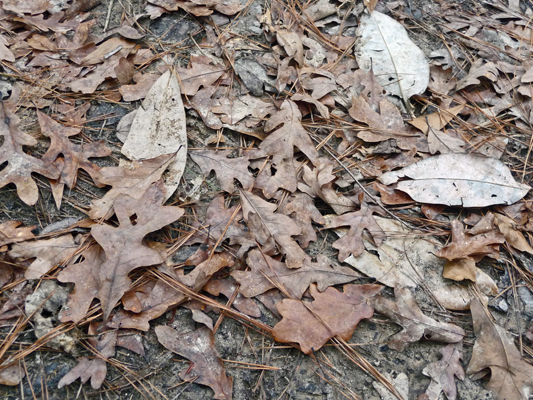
(103, 0), (114, 32)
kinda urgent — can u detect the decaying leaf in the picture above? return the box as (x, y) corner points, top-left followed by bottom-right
(190, 150), (254, 193)
(175, 56), (225, 96)
(240, 190), (307, 269)
(119, 72), (160, 102)
(341, 216), (498, 310)
(467, 299), (533, 400)
(494, 213), (533, 254)
(380, 154), (531, 207)
(0, 102), (59, 205)
(155, 326), (233, 400)
(371, 286), (465, 351)
(92, 181), (183, 320)
(272, 283), (382, 354)
(325, 201), (385, 261)
(232, 249), (359, 299)
(0, 221), (35, 247)
(9, 234), (79, 280)
(203, 278), (261, 318)
(38, 111), (111, 188)
(0, 364), (24, 386)
(89, 154), (176, 220)
(277, 30), (304, 66)
(422, 343), (465, 400)
(355, 11), (430, 101)
(121, 70), (187, 200)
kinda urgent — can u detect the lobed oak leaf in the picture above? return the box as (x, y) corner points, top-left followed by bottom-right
(0, 102), (59, 205)
(422, 343), (465, 400)
(0, 220), (35, 247)
(494, 213), (533, 254)
(38, 111), (111, 189)
(276, 30), (304, 66)
(175, 56), (225, 96)
(272, 283), (382, 354)
(155, 326), (233, 400)
(9, 234), (79, 280)
(253, 158), (298, 198)
(436, 219), (504, 262)
(178, 252), (234, 292)
(89, 153), (176, 220)
(203, 278), (261, 318)
(92, 181), (184, 320)
(119, 72), (160, 102)
(191, 150), (254, 193)
(467, 298), (533, 400)
(240, 190), (307, 268)
(371, 286), (465, 351)
(325, 201), (386, 261)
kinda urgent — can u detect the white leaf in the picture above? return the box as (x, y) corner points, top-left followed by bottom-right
(121, 70), (187, 199)
(379, 153), (530, 207)
(355, 11), (429, 101)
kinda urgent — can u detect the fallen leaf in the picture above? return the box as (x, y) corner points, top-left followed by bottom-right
(203, 278), (261, 318)
(178, 253), (234, 292)
(379, 154), (531, 207)
(355, 11), (430, 101)
(272, 283), (382, 354)
(325, 201), (386, 261)
(190, 150), (254, 193)
(422, 343), (465, 400)
(373, 372), (409, 400)
(0, 221), (35, 247)
(121, 70), (187, 200)
(38, 111), (111, 188)
(240, 190), (307, 269)
(277, 30), (304, 66)
(155, 326), (233, 400)
(89, 154), (176, 220)
(291, 93), (330, 119)
(115, 57), (134, 84)
(119, 72), (160, 102)
(232, 249), (359, 299)
(80, 37), (135, 65)
(409, 105), (464, 134)
(2, 0), (51, 14)
(467, 298), (533, 400)
(427, 128), (466, 155)
(364, 0), (379, 12)
(9, 234), (79, 280)
(92, 181), (184, 320)
(494, 213), (533, 254)
(371, 286), (465, 351)
(0, 102), (59, 205)
(456, 59), (499, 91)
(341, 216), (498, 310)
(0, 364), (24, 386)
(175, 57), (225, 96)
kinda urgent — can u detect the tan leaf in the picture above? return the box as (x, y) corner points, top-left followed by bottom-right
(232, 249), (359, 299)
(178, 253), (234, 292)
(2, 0), (51, 14)
(119, 72), (160, 102)
(494, 213), (533, 254)
(203, 278), (261, 318)
(89, 154), (175, 220)
(272, 283), (382, 354)
(467, 299), (533, 400)
(92, 182), (184, 320)
(0, 364), (24, 386)
(175, 56), (225, 96)
(190, 150), (254, 193)
(277, 30), (304, 65)
(422, 343), (464, 400)
(155, 326), (233, 400)
(115, 57), (134, 85)
(371, 286), (465, 351)
(0, 221), (35, 247)
(325, 201), (386, 261)
(363, 0), (379, 12)
(80, 37), (136, 65)
(410, 105), (464, 134)
(443, 257), (478, 283)
(427, 128), (466, 154)
(9, 234), (79, 280)
(456, 60), (499, 91)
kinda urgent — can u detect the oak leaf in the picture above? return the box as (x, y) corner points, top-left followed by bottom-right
(175, 56), (225, 96)
(155, 326), (233, 400)
(240, 190), (307, 268)
(233, 249), (359, 299)
(0, 221), (35, 247)
(0, 102), (59, 205)
(38, 111), (111, 188)
(89, 153), (176, 220)
(191, 150), (254, 193)
(92, 181), (184, 320)
(272, 283), (382, 354)
(370, 286), (465, 351)
(203, 278), (261, 318)
(467, 298), (533, 400)
(422, 343), (465, 400)
(9, 234), (79, 280)
(325, 201), (386, 261)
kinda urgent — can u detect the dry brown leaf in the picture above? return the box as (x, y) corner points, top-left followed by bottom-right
(410, 105), (464, 134)
(9, 234), (79, 280)
(364, 0), (379, 12)
(190, 150), (254, 193)
(0, 102), (59, 205)
(58, 328), (117, 390)
(119, 72), (160, 102)
(80, 37), (136, 65)
(371, 286), (465, 351)
(2, 0), (51, 14)
(203, 278), (261, 318)
(0, 364), (24, 386)
(422, 343), (465, 400)
(233, 249), (359, 299)
(427, 128), (466, 155)
(89, 154), (176, 220)
(300, 68), (337, 99)
(115, 57), (134, 85)
(443, 258), (478, 283)
(240, 190), (307, 269)
(436, 220), (504, 262)
(155, 326), (233, 399)
(92, 182), (184, 320)
(456, 60), (499, 91)
(494, 213), (533, 254)
(467, 298), (533, 400)
(272, 283), (382, 354)
(38, 111), (111, 188)
(175, 56), (225, 96)
(149, 0), (244, 15)
(277, 30), (304, 66)
(178, 253), (234, 292)
(325, 201), (386, 261)
(0, 221), (35, 247)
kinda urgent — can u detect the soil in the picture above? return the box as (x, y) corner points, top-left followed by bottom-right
(1, 0), (531, 399)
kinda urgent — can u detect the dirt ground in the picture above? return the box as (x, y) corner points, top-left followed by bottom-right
(1, 0), (532, 399)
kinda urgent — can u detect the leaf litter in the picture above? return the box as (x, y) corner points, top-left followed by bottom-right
(1, 0), (533, 399)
